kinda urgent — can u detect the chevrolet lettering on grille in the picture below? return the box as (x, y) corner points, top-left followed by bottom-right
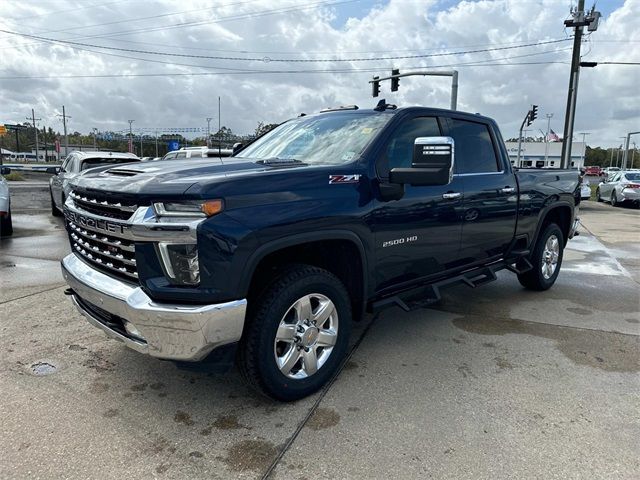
(64, 210), (129, 236)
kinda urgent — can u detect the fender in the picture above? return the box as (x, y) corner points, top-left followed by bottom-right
(238, 229), (370, 301)
(530, 201), (575, 248)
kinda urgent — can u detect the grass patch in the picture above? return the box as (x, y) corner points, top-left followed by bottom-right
(590, 183), (598, 200)
(5, 172), (25, 181)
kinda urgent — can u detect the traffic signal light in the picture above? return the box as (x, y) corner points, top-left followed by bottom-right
(372, 76), (380, 97)
(526, 105), (538, 126)
(391, 68), (400, 92)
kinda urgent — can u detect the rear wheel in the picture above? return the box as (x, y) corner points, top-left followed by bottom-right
(50, 189), (63, 217)
(518, 223), (564, 291)
(596, 188), (603, 202)
(238, 264), (352, 401)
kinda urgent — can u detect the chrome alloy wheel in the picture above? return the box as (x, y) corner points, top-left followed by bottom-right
(541, 234), (560, 280)
(274, 293), (338, 379)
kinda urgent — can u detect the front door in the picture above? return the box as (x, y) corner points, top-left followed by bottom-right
(372, 116), (465, 292)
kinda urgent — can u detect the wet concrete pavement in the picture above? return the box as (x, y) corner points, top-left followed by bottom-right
(0, 197), (638, 479)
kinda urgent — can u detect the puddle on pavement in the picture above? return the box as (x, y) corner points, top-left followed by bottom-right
(30, 361), (58, 376)
(453, 316), (640, 373)
(222, 439), (279, 472)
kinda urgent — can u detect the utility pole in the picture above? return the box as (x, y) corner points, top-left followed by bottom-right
(139, 133), (143, 157)
(155, 130), (159, 157)
(544, 113), (553, 163)
(92, 128), (98, 150)
(28, 109), (41, 161)
(560, 1), (600, 169)
(56, 106), (71, 156)
(128, 120), (134, 153)
(206, 117), (213, 148)
(609, 147), (614, 167)
(218, 96), (221, 155)
(621, 131), (640, 170)
(631, 142), (637, 169)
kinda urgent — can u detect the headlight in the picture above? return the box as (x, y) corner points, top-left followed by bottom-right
(153, 200), (223, 218)
(157, 243), (200, 286)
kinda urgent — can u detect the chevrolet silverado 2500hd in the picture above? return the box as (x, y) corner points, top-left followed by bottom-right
(61, 104), (580, 401)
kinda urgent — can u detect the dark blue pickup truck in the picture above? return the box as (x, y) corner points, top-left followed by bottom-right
(61, 104), (580, 400)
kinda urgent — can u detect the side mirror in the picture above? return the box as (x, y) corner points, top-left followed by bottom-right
(232, 142), (243, 155)
(1, 167), (11, 175)
(389, 137), (454, 186)
(46, 167), (60, 174)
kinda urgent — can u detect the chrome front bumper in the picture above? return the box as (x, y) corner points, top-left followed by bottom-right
(61, 254), (247, 361)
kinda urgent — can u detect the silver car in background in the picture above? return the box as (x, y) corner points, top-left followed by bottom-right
(596, 170), (640, 207)
(49, 151), (140, 216)
(0, 166), (12, 237)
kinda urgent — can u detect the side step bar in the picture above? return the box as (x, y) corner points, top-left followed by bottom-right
(372, 260), (521, 314)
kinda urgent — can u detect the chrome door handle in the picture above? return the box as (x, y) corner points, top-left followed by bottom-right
(500, 187), (516, 194)
(442, 192), (462, 200)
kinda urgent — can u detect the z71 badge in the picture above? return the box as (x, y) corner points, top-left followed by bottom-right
(329, 174), (361, 184)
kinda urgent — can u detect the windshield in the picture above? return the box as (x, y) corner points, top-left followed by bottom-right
(624, 173), (640, 181)
(235, 112), (392, 165)
(81, 158), (137, 171)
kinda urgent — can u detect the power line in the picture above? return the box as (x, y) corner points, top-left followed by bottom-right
(0, 61), (570, 80)
(0, 30), (572, 63)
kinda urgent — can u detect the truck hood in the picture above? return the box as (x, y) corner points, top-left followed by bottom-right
(69, 158), (291, 198)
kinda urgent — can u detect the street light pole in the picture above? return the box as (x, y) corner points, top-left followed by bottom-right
(28, 109), (41, 161)
(621, 131), (640, 170)
(578, 132), (590, 167)
(128, 120), (134, 153)
(206, 117), (212, 148)
(92, 128), (98, 150)
(544, 113), (553, 163)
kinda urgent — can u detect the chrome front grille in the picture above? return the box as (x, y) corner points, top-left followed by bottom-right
(66, 190), (140, 282)
(68, 222), (138, 280)
(69, 190), (137, 220)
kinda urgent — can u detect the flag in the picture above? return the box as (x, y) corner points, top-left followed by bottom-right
(548, 129), (560, 142)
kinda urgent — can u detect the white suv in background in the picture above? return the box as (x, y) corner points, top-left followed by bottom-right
(161, 147), (233, 160)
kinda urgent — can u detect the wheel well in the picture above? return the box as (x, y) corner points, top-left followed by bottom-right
(539, 206), (572, 245)
(247, 240), (365, 321)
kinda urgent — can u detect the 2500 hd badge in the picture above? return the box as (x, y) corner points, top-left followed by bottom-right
(382, 235), (418, 248)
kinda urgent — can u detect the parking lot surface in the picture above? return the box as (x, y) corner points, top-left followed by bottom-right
(1, 184), (638, 479)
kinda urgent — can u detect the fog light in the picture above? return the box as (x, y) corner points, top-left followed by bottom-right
(124, 321), (145, 341)
(157, 243), (200, 286)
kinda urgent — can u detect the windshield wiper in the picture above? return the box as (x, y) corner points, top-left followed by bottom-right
(255, 157), (307, 165)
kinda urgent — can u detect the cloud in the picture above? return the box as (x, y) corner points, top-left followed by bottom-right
(0, 0), (636, 146)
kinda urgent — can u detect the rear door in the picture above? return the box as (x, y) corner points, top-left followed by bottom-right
(373, 115), (465, 291)
(443, 118), (517, 264)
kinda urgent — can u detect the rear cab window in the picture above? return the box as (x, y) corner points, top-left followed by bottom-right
(80, 157), (137, 171)
(446, 118), (501, 174)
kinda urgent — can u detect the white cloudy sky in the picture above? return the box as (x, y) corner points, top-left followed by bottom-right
(0, 0), (637, 146)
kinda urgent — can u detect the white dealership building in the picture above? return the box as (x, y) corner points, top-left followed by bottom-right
(505, 141), (586, 169)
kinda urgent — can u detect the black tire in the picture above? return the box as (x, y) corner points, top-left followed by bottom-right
(0, 211), (12, 237)
(238, 264), (352, 401)
(611, 191), (618, 207)
(518, 223), (564, 291)
(596, 188), (603, 202)
(51, 189), (63, 217)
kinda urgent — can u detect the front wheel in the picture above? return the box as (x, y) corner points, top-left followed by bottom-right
(0, 211), (13, 237)
(611, 192), (618, 207)
(238, 264), (352, 401)
(50, 189), (63, 217)
(518, 223), (564, 291)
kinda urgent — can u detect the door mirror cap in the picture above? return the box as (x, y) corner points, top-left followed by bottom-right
(232, 142), (243, 155)
(389, 136), (454, 186)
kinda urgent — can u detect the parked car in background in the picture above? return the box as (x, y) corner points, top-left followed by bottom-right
(584, 166), (602, 176)
(0, 167), (12, 237)
(602, 167), (620, 178)
(160, 147), (233, 161)
(50, 151), (140, 216)
(596, 170), (640, 207)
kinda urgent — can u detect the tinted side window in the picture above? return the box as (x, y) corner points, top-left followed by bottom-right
(448, 119), (499, 174)
(378, 117), (440, 178)
(175, 152), (187, 159)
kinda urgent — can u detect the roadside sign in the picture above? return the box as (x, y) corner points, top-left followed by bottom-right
(55, 140), (60, 153)
(168, 140), (180, 151)
(0, 125), (6, 135)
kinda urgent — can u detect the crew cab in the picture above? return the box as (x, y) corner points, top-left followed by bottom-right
(60, 104), (580, 401)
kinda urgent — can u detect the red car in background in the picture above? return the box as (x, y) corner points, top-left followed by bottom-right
(585, 166), (603, 176)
